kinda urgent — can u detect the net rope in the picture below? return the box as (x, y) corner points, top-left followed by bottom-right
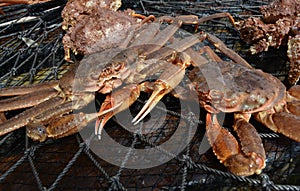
(0, 0), (299, 190)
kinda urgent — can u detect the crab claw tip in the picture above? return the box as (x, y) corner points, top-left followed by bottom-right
(132, 88), (166, 124)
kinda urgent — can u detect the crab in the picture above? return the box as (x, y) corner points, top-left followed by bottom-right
(61, 0), (153, 61)
(0, 0), (299, 177)
(1, 12), (300, 177)
(235, 0), (300, 85)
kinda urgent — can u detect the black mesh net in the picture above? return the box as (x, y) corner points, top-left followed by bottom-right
(0, 0), (300, 190)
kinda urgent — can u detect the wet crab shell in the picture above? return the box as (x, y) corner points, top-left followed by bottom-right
(62, 0), (122, 30)
(188, 61), (286, 113)
(62, 8), (139, 56)
(61, 0), (140, 57)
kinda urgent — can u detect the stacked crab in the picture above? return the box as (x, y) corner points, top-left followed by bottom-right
(0, 0), (299, 177)
(236, 0), (300, 85)
(61, 0), (146, 61)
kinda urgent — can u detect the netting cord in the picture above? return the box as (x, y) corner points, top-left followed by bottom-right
(180, 107), (195, 191)
(46, 142), (85, 191)
(135, 111), (300, 191)
(0, 144), (42, 183)
(82, 134), (127, 191)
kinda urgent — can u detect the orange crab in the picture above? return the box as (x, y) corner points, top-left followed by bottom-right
(0, 0), (299, 177)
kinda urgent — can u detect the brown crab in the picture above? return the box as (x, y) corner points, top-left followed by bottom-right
(1, 0), (300, 177)
(61, 0), (153, 61)
(1, 12), (300, 177)
(235, 0), (300, 85)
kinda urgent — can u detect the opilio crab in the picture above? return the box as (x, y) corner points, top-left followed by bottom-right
(0, 0), (299, 177)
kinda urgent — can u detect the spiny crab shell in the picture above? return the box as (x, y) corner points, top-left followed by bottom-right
(62, 0), (141, 59)
(235, 0), (300, 85)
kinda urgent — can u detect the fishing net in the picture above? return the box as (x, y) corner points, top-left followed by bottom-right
(0, 0), (299, 190)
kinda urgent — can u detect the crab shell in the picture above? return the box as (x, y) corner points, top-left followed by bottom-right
(187, 61), (285, 114)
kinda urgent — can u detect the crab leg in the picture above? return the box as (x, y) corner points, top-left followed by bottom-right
(132, 56), (188, 124)
(26, 92), (95, 141)
(28, 83), (145, 141)
(27, 112), (101, 142)
(0, 81), (59, 112)
(206, 113), (265, 176)
(95, 84), (142, 139)
(0, 96), (64, 136)
(0, 81), (58, 96)
(255, 110), (300, 142)
(286, 85), (300, 116)
(146, 34), (203, 60)
(254, 85), (300, 142)
(254, 87), (300, 142)
(0, 88), (59, 112)
(205, 33), (252, 68)
(128, 22), (160, 47)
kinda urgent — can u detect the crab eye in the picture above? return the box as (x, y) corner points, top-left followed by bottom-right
(101, 67), (113, 77)
(37, 127), (45, 135)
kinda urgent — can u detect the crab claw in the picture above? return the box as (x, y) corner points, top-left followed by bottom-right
(95, 84), (141, 139)
(206, 113), (265, 176)
(132, 63), (186, 125)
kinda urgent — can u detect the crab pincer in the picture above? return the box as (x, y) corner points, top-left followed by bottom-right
(206, 113), (266, 176)
(131, 56), (189, 125)
(94, 84), (141, 139)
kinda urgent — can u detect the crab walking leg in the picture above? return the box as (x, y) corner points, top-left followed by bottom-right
(128, 22), (160, 47)
(128, 18), (184, 56)
(254, 85), (300, 142)
(254, 111), (300, 142)
(287, 101), (300, 116)
(145, 17), (182, 49)
(146, 34), (204, 61)
(0, 88), (59, 112)
(27, 93), (95, 141)
(206, 113), (265, 176)
(27, 112), (101, 142)
(119, 15), (156, 48)
(286, 85), (300, 116)
(0, 96), (64, 136)
(26, 101), (74, 141)
(46, 112), (100, 139)
(205, 33), (252, 68)
(287, 85), (300, 101)
(35, 84), (142, 141)
(0, 81), (58, 96)
(0, 0), (47, 4)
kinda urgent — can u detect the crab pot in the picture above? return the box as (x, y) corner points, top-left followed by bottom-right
(0, 0), (299, 190)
